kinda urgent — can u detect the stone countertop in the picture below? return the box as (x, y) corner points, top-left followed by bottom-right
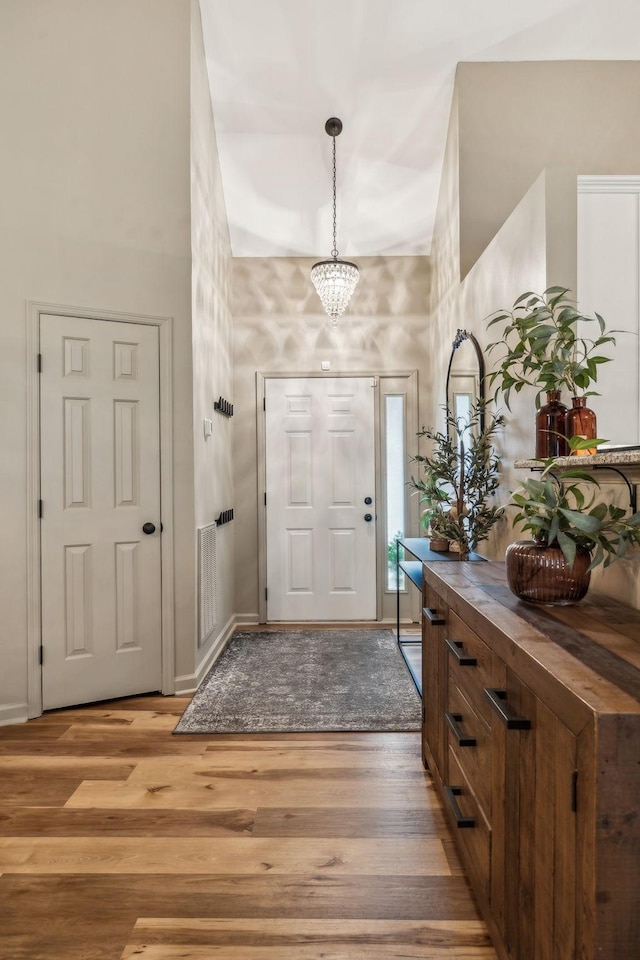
(515, 450), (640, 469)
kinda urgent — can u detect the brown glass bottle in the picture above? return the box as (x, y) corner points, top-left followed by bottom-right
(535, 390), (569, 458)
(566, 396), (597, 455)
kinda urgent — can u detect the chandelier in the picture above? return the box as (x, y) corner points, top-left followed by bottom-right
(310, 117), (359, 324)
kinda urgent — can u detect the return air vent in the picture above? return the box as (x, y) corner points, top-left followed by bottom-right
(197, 522), (217, 647)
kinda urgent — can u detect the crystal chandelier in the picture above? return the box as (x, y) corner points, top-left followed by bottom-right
(311, 117), (359, 325)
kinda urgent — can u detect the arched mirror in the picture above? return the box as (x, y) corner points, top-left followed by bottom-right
(446, 329), (484, 438)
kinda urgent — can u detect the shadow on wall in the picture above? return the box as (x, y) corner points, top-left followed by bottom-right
(232, 256), (430, 318)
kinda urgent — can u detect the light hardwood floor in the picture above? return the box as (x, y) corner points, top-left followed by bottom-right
(0, 694), (497, 959)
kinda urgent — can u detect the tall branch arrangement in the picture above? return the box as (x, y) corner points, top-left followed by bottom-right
(410, 401), (505, 557)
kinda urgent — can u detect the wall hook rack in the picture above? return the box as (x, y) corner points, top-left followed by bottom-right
(216, 508), (234, 526)
(214, 396), (234, 417)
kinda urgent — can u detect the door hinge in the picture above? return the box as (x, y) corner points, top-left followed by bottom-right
(39, 645), (44, 665)
(422, 704), (426, 724)
(265, 587), (268, 601)
(264, 492), (267, 506)
(263, 397), (266, 411)
(37, 353), (42, 372)
(38, 499), (43, 519)
(571, 770), (578, 813)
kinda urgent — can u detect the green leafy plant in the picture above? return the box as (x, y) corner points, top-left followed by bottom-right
(387, 531), (404, 569)
(510, 438), (640, 570)
(486, 286), (616, 409)
(410, 400), (505, 557)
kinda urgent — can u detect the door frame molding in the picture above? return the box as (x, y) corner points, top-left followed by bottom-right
(26, 301), (175, 718)
(256, 370), (418, 624)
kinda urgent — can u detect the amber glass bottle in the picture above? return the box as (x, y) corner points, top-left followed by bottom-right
(566, 396), (597, 455)
(535, 390), (569, 458)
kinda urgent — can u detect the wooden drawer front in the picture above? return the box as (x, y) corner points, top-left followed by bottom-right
(422, 593), (448, 778)
(444, 747), (491, 904)
(423, 583), (448, 627)
(446, 681), (492, 818)
(445, 611), (497, 728)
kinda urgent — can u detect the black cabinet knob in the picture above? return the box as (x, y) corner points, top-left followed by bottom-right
(142, 522), (156, 535)
(364, 513), (373, 522)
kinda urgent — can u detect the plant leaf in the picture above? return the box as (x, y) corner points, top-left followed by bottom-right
(558, 508), (602, 533)
(556, 530), (577, 568)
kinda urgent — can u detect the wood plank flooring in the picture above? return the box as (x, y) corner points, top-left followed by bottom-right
(0, 694), (497, 959)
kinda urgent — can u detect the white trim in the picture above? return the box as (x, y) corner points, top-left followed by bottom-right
(174, 613), (236, 694)
(26, 301), (176, 716)
(235, 613), (260, 626)
(256, 372), (267, 623)
(578, 176), (640, 194)
(26, 304), (42, 718)
(0, 703), (29, 727)
(377, 371), (420, 624)
(158, 317), (176, 695)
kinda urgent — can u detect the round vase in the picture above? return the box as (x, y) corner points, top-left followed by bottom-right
(566, 396), (597, 455)
(535, 390), (569, 458)
(505, 540), (591, 605)
(429, 537), (449, 552)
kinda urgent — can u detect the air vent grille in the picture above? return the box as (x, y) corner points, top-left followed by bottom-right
(197, 522), (217, 647)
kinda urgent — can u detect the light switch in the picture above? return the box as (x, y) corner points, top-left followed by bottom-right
(321, 360), (331, 371)
(203, 418), (213, 439)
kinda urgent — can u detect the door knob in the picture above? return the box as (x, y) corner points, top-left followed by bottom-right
(364, 513), (373, 522)
(142, 522), (156, 535)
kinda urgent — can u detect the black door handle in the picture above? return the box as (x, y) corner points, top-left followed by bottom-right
(364, 513), (373, 522)
(364, 496), (373, 505)
(142, 522), (156, 535)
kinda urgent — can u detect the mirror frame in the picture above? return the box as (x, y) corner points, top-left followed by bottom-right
(445, 329), (485, 435)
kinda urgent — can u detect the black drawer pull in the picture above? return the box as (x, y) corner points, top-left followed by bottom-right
(445, 712), (477, 747)
(444, 637), (477, 666)
(423, 607), (446, 625)
(443, 785), (475, 828)
(485, 688), (531, 730)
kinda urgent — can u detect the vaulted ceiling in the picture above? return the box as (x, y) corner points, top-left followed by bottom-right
(198, 0), (640, 258)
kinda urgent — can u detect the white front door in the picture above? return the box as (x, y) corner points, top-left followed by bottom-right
(265, 376), (377, 621)
(39, 314), (162, 710)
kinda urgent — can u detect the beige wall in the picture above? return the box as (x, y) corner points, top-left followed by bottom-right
(0, 0), (197, 720)
(232, 256), (430, 621)
(190, 0), (235, 674)
(457, 61), (640, 279)
(429, 62), (640, 609)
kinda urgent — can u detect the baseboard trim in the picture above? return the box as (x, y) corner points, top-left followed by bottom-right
(195, 614), (236, 687)
(235, 612), (260, 626)
(174, 615), (237, 695)
(0, 702), (29, 727)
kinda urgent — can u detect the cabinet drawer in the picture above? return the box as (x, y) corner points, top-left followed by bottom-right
(447, 681), (492, 818)
(444, 747), (491, 904)
(445, 611), (498, 728)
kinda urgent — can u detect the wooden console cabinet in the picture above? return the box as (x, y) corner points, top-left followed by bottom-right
(421, 560), (640, 960)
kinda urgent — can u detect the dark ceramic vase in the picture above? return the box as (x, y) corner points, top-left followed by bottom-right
(505, 540), (591, 605)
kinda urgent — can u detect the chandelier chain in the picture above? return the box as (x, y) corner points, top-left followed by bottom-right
(331, 136), (338, 259)
(310, 117), (359, 323)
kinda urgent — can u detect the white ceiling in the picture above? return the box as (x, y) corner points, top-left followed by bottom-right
(198, 0), (640, 258)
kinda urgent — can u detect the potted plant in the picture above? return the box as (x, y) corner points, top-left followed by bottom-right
(486, 286), (617, 457)
(410, 400), (505, 558)
(506, 438), (640, 604)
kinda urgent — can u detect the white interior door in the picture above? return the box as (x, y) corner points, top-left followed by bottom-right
(265, 376), (377, 621)
(39, 314), (162, 709)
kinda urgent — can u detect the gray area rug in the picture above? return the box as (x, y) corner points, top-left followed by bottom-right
(174, 629), (421, 734)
